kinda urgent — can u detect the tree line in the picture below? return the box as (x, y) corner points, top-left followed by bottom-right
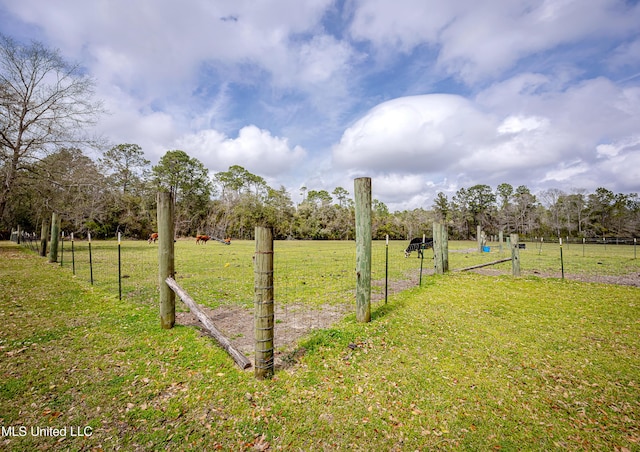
(3, 144), (639, 241)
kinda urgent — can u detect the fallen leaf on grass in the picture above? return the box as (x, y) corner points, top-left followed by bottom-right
(252, 434), (270, 451)
(42, 409), (62, 418)
(5, 347), (27, 357)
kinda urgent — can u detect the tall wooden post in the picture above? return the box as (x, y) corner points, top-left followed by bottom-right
(442, 223), (449, 272)
(354, 177), (371, 323)
(254, 227), (274, 379)
(511, 233), (521, 277)
(158, 192), (175, 329)
(48, 213), (60, 263)
(477, 225), (482, 252)
(433, 223), (449, 274)
(40, 220), (48, 257)
(433, 222), (443, 274)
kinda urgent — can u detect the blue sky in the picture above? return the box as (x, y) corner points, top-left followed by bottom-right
(2, 0), (639, 210)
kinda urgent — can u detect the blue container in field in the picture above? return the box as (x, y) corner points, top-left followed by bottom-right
(482, 246), (490, 252)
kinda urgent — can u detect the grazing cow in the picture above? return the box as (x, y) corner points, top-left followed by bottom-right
(148, 232), (158, 244)
(196, 235), (210, 244)
(404, 237), (434, 258)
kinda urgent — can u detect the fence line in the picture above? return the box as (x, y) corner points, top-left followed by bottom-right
(10, 232), (638, 359)
(10, 232), (637, 296)
(10, 231), (158, 301)
(9, 230), (638, 369)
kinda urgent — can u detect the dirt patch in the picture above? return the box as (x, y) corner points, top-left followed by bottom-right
(176, 278), (420, 371)
(176, 302), (352, 371)
(529, 270), (640, 287)
(372, 277), (422, 301)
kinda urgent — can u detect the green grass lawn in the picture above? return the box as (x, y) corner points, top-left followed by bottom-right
(1, 240), (639, 450)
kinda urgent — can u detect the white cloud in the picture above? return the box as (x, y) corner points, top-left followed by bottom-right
(95, 95), (179, 163)
(374, 173), (427, 200)
(497, 115), (549, 135)
(283, 35), (355, 87)
(349, 0), (640, 83)
(597, 135), (640, 159)
(6, 0), (330, 64)
(4, 0), (350, 114)
(476, 76), (640, 155)
(596, 144), (619, 158)
(332, 75), (640, 201)
(542, 161), (589, 183)
(593, 135), (640, 191)
(349, 0), (462, 51)
(600, 149), (640, 191)
(272, 34), (360, 120)
(609, 38), (640, 74)
(332, 94), (494, 172)
(176, 125), (306, 177)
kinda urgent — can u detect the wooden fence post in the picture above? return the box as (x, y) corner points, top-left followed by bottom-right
(433, 222), (449, 274)
(354, 177), (371, 323)
(442, 223), (449, 272)
(477, 225), (482, 252)
(158, 191), (175, 329)
(254, 226), (274, 379)
(48, 213), (60, 263)
(511, 233), (521, 277)
(433, 222), (443, 274)
(40, 219), (48, 257)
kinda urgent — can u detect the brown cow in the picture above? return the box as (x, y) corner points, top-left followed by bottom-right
(196, 235), (210, 244)
(148, 232), (158, 244)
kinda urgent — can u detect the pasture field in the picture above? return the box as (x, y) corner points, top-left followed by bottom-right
(1, 240), (639, 450)
(55, 238), (640, 307)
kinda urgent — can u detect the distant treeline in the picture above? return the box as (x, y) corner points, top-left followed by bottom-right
(2, 145), (638, 241)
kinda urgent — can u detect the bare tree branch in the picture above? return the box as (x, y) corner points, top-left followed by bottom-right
(0, 34), (104, 225)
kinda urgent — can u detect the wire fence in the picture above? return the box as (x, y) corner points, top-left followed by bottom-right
(67, 239), (158, 302)
(9, 231), (431, 359)
(11, 231), (638, 296)
(520, 237), (639, 280)
(10, 231), (638, 361)
(9, 230), (158, 303)
(170, 239), (430, 356)
(450, 237), (639, 281)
